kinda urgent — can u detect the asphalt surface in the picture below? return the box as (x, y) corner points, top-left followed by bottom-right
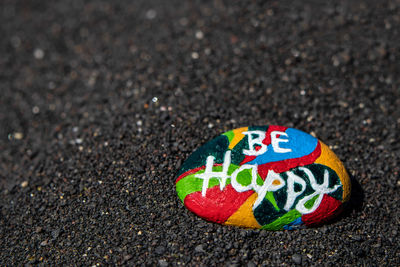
(1, 0), (399, 266)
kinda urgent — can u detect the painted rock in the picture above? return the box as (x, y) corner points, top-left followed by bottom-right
(176, 126), (351, 230)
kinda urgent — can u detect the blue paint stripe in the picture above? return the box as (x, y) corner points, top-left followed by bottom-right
(247, 128), (318, 165)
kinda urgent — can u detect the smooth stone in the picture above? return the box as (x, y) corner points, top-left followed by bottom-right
(176, 126), (351, 230)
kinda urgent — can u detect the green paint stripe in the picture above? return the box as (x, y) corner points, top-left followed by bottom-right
(304, 194), (319, 209)
(223, 131), (235, 143)
(261, 209), (302, 230)
(265, 191), (280, 211)
(236, 168), (252, 186)
(176, 164), (239, 202)
(176, 174), (223, 202)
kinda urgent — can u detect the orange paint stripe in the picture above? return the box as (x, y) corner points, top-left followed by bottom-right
(228, 127), (248, 149)
(315, 141), (351, 202)
(224, 193), (261, 229)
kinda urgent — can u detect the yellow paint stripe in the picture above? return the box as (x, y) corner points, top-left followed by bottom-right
(228, 127), (248, 149)
(224, 193), (261, 229)
(315, 141), (351, 202)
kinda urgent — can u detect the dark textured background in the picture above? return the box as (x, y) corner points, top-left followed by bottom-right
(1, 0), (399, 265)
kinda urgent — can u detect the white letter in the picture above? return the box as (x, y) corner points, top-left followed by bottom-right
(253, 170), (285, 210)
(242, 130), (268, 156)
(230, 165), (255, 192)
(295, 167), (341, 214)
(283, 171), (306, 211)
(195, 151), (232, 197)
(271, 131), (292, 153)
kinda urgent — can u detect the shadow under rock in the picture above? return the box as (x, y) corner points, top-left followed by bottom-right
(328, 173), (365, 225)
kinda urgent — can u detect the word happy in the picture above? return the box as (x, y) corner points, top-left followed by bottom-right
(195, 131), (341, 214)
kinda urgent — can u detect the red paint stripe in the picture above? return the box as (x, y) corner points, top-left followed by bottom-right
(240, 125), (290, 167)
(184, 185), (254, 224)
(257, 141), (321, 179)
(262, 125), (289, 146)
(175, 163), (223, 183)
(240, 155), (256, 165)
(176, 166), (205, 183)
(301, 194), (343, 226)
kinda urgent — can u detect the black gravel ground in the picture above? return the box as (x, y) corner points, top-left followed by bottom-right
(1, 0), (399, 265)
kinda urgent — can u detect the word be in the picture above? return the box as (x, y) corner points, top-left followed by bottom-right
(243, 130), (292, 156)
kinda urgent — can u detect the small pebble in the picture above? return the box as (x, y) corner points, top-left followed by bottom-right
(32, 106), (40, 114)
(145, 9), (157, 20)
(12, 132), (23, 140)
(292, 254), (302, 265)
(155, 246), (165, 255)
(191, 52), (199, 59)
(194, 244), (205, 253)
(195, 31), (204, 40)
(33, 48), (45, 59)
(158, 259), (168, 267)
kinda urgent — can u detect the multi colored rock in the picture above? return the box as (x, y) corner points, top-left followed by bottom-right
(176, 126), (351, 230)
